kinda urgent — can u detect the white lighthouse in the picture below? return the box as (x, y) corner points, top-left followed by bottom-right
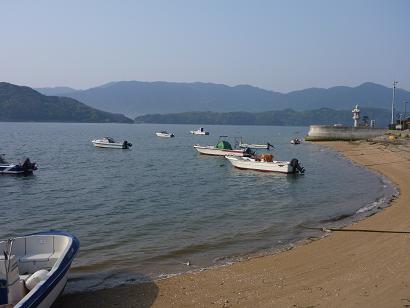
(352, 105), (360, 127)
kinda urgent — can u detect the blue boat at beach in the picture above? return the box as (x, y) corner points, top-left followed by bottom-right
(0, 230), (79, 307)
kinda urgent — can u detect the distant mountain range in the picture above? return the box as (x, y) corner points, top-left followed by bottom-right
(36, 81), (410, 117)
(135, 108), (391, 127)
(0, 83), (133, 123)
(35, 86), (77, 96)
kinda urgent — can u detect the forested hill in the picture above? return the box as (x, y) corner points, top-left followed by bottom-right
(0, 82), (133, 123)
(134, 108), (390, 127)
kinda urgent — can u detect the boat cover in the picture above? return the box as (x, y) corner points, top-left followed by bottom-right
(215, 140), (232, 150)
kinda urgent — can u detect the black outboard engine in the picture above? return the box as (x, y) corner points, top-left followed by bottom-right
(0, 155), (6, 164)
(123, 141), (132, 149)
(244, 147), (255, 157)
(22, 158), (37, 174)
(290, 158), (305, 174)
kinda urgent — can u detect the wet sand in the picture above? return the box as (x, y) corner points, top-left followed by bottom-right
(57, 140), (410, 307)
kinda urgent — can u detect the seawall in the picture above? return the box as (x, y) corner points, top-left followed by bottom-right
(305, 125), (386, 141)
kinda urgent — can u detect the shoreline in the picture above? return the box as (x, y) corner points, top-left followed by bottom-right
(57, 140), (410, 307)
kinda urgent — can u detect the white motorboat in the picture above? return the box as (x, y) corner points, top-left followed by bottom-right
(91, 137), (132, 149)
(155, 131), (175, 138)
(225, 155), (305, 174)
(0, 155), (37, 175)
(0, 230), (79, 308)
(190, 127), (209, 135)
(194, 139), (246, 157)
(290, 138), (301, 145)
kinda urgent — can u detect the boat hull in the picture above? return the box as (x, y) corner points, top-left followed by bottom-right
(33, 268), (68, 308)
(226, 156), (294, 173)
(92, 141), (128, 149)
(0, 164), (37, 175)
(156, 133), (174, 138)
(190, 131), (209, 135)
(194, 145), (245, 157)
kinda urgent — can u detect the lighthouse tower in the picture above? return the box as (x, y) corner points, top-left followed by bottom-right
(352, 105), (360, 128)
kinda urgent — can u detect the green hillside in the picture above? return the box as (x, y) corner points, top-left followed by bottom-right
(135, 108), (390, 127)
(0, 82), (133, 123)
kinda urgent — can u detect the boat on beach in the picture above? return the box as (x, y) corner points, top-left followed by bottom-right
(0, 230), (79, 308)
(0, 155), (37, 175)
(91, 137), (132, 149)
(155, 131), (175, 138)
(225, 155), (305, 174)
(190, 127), (209, 135)
(194, 138), (247, 157)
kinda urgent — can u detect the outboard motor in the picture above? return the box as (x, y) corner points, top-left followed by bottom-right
(122, 141), (132, 149)
(290, 158), (305, 174)
(0, 154), (6, 164)
(22, 158), (37, 174)
(244, 147), (255, 158)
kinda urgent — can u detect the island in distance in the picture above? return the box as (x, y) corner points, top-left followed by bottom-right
(0, 82), (133, 123)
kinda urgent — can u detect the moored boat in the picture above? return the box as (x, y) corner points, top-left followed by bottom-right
(194, 139), (246, 157)
(0, 155), (37, 175)
(190, 127), (209, 135)
(225, 155), (305, 174)
(0, 230), (79, 308)
(91, 137), (132, 149)
(155, 131), (175, 138)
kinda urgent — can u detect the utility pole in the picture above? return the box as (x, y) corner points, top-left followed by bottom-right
(391, 81), (398, 125)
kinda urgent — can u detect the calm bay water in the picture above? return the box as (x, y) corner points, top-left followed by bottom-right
(0, 122), (395, 292)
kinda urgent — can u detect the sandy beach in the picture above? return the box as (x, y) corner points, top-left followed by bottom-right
(57, 139), (410, 308)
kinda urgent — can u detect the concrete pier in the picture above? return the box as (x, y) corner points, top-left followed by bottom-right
(305, 125), (386, 141)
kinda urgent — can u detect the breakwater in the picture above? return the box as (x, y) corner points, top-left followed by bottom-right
(305, 125), (386, 141)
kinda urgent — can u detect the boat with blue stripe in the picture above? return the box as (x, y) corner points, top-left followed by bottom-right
(0, 230), (79, 308)
(0, 155), (37, 175)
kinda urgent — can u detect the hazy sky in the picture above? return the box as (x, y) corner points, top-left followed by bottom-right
(1, 0), (409, 92)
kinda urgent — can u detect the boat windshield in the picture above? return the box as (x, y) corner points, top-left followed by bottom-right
(105, 137), (115, 143)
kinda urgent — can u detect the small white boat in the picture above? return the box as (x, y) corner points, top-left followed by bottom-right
(155, 131), (175, 138)
(290, 138), (301, 145)
(225, 155), (305, 174)
(91, 137), (132, 149)
(190, 127), (209, 135)
(194, 139), (246, 157)
(0, 230), (79, 308)
(0, 155), (37, 175)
